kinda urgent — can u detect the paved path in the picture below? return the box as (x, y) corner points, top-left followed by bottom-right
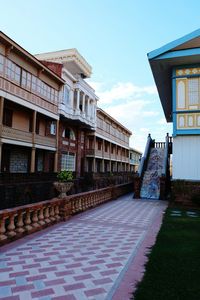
(0, 194), (167, 300)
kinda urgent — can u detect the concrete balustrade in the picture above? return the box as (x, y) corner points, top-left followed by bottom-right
(0, 183), (132, 246)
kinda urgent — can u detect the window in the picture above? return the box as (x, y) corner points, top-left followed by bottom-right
(63, 86), (70, 105)
(50, 122), (56, 135)
(0, 54), (4, 73)
(5, 58), (20, 84)
(61, 153), (75, 171)
(188, 78), (199, 105)
(3, 108), (13, 127)
(62, 127), (76, 140)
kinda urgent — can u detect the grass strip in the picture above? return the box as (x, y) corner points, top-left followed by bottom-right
(133, 207), (200, 300)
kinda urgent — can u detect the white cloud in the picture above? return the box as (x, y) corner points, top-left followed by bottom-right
(88, 80), (172, 152)
(88, 81), (157, 104)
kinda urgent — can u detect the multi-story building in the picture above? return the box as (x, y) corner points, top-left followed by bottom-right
(35, 49), (98, 176)
(0, 31), (65, 174)
(129, 148), (142, 172)
(85, 108), (132, 173)
(148, 29), (200, 201)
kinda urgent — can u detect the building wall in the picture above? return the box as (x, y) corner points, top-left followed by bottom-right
(173, 135), (200, 180)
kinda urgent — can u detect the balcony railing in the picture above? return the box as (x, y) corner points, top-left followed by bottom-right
(0, 76), (58, 115)
(2, 125), (56, 149)
(2, 126), (32, 143)
(35, 134), (56, 148)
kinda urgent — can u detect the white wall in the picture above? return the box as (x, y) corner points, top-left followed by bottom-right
(173, 136), (200, 180)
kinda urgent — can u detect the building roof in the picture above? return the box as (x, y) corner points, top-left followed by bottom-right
(148, 29), (200, 122)
(97, 107), (132, 135)
(129, 147), (142, 155)
(0, 31), (65, 85)
(35, 49), (92, 79)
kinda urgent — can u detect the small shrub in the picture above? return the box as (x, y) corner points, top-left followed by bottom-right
(57, 170), (73, 182)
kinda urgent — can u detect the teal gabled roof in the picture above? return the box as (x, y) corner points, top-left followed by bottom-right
(148, 29), (200, 122)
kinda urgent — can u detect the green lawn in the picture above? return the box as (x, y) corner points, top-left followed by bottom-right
(133, 207), (200, 300)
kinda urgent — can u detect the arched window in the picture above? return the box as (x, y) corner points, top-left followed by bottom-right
(177, 80), (185, 109)
(62, 127), (76, 140)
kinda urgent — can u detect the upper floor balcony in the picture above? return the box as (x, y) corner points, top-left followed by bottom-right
(59, 78), (97, 129)
(0, 54), (62, 119)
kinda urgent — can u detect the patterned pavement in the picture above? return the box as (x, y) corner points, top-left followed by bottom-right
(0, 194), (167, 300)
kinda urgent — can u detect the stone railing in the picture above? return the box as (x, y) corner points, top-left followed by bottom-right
(0, 183), (132, 246)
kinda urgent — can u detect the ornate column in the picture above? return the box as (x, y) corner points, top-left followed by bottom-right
(76, 89), (80, 110)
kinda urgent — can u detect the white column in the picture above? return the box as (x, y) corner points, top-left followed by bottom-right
(87, 97), (90, 117)
(76, 89), (80, 110)
(70, 89), (74, 109)
(90, 100), (94, 120)
(82, 93), (85, 114)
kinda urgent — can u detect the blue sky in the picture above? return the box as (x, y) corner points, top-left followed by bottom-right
(1, 0), (200, 151)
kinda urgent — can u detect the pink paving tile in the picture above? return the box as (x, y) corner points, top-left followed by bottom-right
(0, 267), (13, 272)
(38, 266), (57, 272)
(0, 279), (16, 286)
(34, 257), (51, 262)
(106, 262), (123, 268)
(31, 288), (55, 298)
(19, 255), (37, 259)
(64, 282), (85, 291)
(112, 256), (126, 261)
(6, 252), (23, 256)
(7, 260), (26, 266)
(100, 269), (118, 276)
(11, 284), (34, 293)
(52, 295), (77, 300)
(55, 270), (75, 277)
(9, 271), (29, 278)
(23, 263), (41, 269)
(96, 254), (110, 258)
(82, 266), (99, 272)
(43, 252), (59, 256)
(65, 263), (82, 269)
(49, 260), (66, 265)
(89, 259), (105, 265)
(27, 274), (47, 281)
(74, 274), (93, 281)
(73, 257), (89, 262)
(93, 277), (113, 285)
(44, 278), (66, 286)
(84, 287), (106, 297)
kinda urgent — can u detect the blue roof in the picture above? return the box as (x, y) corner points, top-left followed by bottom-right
(148, 28), (200, 59)
(147, 29), (200, 122)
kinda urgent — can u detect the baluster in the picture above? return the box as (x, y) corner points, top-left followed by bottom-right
(25, 210), (33, 231)
(44, 206), (51, 223)
(7, 214), (16, 237)
(38, 207), (45, 225)
(55, 205), (61, 220)
(0, 217), (7, 241)
(16, 212), (25, 233)
(49, 206), (56, 221)
(32, 210), (39, 228)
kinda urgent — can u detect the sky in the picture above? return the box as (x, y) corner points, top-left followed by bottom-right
(1, 0), (200, 152)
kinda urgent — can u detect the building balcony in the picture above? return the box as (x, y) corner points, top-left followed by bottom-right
(1, 125), (32, 144)
(1, 125), (56, 149)
(59, 104), (95, 129)
(0, 76), (58, 118)
(35, 134), (56, 149)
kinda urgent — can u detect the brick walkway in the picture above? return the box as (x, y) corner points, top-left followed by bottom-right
(0, 194), (167, 300)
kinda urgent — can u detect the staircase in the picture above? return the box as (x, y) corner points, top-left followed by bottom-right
(136, 133), (172, 200)
(140, 148), (165, 199)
